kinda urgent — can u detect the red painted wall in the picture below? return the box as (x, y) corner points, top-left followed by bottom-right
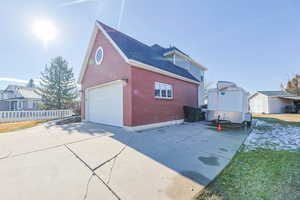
(80, 28), (133, 126)
(131, 67), (198, 126)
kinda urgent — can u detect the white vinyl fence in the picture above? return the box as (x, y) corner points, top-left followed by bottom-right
(0, 110), (74, 123)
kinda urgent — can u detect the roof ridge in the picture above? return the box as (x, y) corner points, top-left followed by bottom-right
(164, 46), (189, 57)
(96, 20), (200, 83)
(97, 20), (152, 50)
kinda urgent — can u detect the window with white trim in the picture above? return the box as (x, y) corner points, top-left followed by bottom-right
(95, 47), (104, 65)
(154, 82), (173, 99)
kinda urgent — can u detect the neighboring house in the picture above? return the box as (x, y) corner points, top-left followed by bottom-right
(0, 85), (42, 111)
(79, 20), (207, 130)
(249, 91), (300, 114)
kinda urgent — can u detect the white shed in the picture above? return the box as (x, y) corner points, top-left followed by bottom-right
(249, 91), (296, 114)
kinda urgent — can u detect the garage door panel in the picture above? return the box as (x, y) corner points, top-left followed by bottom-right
(87, 83), (123, 127)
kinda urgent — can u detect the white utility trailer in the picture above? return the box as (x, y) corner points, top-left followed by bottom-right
(207, 81), (252, 125)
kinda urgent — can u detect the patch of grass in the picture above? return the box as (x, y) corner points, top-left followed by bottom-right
(253, 114), (300, 127)
(0, 120), (47, 133)
(197, 148), (300, 200)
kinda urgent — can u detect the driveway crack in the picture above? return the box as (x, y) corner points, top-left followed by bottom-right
(0, 135), (108, 161)
(92, 134), (135, 172)
(64, 144), (121, 200)
(107, 157), (117, 184)
(83, 173), (94, 200)
(91, 134), (136, 187)
(0, 150), (11, 160)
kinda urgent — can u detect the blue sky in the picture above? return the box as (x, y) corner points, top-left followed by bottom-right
(0, 0), (299, 92)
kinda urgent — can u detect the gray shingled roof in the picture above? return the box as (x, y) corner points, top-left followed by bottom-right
(18, 87), (40, 99)
(3, 85), (40, 100)
(258, 91), (297, 97)
(97, 21), (199, 82)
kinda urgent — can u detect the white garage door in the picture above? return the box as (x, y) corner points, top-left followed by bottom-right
(86, 82), (123, 127)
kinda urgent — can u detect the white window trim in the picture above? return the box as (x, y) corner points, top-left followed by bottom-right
(95, 46), (104, 65)
(18, 101), (23, 110)
(154, 82), (173, 100)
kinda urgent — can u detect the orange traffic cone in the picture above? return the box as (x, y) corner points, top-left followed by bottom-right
(217, 123), (222, 131)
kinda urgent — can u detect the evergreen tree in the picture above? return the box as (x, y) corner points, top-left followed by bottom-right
(27, 78), (36, 88)
(39, 56), (78, 110)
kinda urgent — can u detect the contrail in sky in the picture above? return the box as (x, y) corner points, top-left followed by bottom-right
(118, 0), (126, 28)
(60, 0), (126, 29)
(60, 0), (97, 7)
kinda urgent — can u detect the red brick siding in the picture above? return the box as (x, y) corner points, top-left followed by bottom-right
(81, 27), (199, 127)
(131, 66), (198, 126)
(80, 29), (133, 126)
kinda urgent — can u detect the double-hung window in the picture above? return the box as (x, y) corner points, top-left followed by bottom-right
(154, 82), (173, 99)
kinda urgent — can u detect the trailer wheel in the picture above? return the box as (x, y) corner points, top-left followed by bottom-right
(246, 121), (252, 127)
(246, 115), (253, 128)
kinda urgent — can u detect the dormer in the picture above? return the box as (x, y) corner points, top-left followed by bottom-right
(157, 45), (207, 82)
(163, 47), (206, 71)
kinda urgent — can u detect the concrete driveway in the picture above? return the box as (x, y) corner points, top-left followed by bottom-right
(0, 121), (249, 200)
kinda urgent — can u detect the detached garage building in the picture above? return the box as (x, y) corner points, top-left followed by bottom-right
(79, 21), (207, 130)
(249, 91), (298, 114)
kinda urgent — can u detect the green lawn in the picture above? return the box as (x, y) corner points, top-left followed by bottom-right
(196, 148), (300, 200)
(196, 116), (300, 200)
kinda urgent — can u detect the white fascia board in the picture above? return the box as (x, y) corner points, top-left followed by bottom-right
(78, 22), (129, 84)
(128, 59), (201, 85)
(164, 50), (208, 71)
(78, 25), (98, 84)
(249, 92), (262, 100)
(95, 22), (129, 63)
(85, 79), (126, 91)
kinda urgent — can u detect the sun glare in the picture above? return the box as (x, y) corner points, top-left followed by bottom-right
(33, 20), (57, 47)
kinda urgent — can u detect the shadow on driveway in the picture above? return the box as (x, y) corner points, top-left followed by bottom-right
(64, 121), (250, 199)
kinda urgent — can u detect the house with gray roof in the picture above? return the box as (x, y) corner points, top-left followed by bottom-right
(0, 85), (42, 111)
(249, 91), (300, 113)
(79, 20), (207, 129)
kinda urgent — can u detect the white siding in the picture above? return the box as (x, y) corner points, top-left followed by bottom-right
(249, 93), (269, 113)
(173, 55), (205, 106)
(268, 97), (293, 114)
(250, 93), (294, 114)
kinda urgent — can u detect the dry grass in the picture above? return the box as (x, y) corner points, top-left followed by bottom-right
(0, 120), (47, 133)
(253, 113), (300, 123)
